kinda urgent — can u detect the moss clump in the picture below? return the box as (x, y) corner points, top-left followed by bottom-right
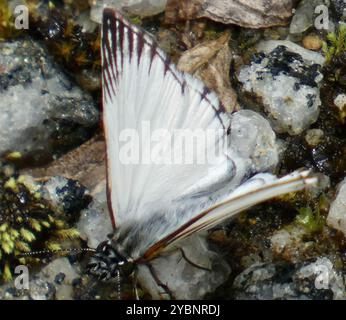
(322, 24), (346, 64)
(295, 195), (329, 234)
(126, 14), (143, 26)
(0, 166), (79, 282)
(295, 207), (323, 234)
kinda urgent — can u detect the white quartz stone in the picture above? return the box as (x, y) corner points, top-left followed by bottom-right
(327, 177), (346, 236)
(334, 93), (346, 110)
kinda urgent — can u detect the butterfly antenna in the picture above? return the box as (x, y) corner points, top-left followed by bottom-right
(116, 270), (121, 300)
(17, 248), (96, 258)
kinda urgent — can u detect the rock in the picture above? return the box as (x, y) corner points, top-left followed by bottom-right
(31, 258), (79, 300)
(90, 0), (168, 23)
(238, 42), (324, 135)
(165, 0), (294, 29)
(295, 258), (345, 300)
(29, 279), (56, 300)
(77, 181), (113, 249)
(0, 39), (99, 164)
(0, 258), (80, 300)
(327, 177), (346, 236)
(41, 176), (91, 215)
(233, 258), (345, 300)
(305, 129), (324, 147)
(256, 40), (326, 65)
(302, 35), (323, 51)
(229, 110), (279, 173)
(137, 235), (231, 299)
(334, 93), (346, 111)
(290, 0), (329, 34)
(270, 225), (310, 263)
(27, 258), (80, 300)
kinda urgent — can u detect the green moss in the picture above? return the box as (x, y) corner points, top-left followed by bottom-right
(0, 166), (80, 282)
(126, 14), (142, 26)
(322, 24), (346, 63)
(295, 196), (327, 233)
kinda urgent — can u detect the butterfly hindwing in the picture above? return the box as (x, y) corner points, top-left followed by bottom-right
(141, 170), (317, 260)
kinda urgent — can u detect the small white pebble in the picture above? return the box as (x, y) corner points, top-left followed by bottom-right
(305, 129), (324, 147)
(334, 94), (346, 110)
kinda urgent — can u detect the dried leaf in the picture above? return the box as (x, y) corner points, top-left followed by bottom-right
(177, 32), (239, 112)
(165, 0), (293, 28)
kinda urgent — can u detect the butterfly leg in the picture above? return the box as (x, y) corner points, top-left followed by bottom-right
(179, 248), (212, 272)
(132, 270), (140, 300)
(147, 263), (175, 300)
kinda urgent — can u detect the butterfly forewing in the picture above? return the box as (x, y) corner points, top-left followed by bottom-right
(102, 9), (234, 231)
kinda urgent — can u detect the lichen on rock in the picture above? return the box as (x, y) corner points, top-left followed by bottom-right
(238, 42), (324, 135)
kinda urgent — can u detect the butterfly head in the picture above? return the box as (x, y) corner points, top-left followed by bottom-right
(86, 241), (134, 281)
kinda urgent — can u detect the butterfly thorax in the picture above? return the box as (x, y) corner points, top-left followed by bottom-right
(87, 241), (134, 281)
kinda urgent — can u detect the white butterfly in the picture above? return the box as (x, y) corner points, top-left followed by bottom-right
(87, 8), (317, 283)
